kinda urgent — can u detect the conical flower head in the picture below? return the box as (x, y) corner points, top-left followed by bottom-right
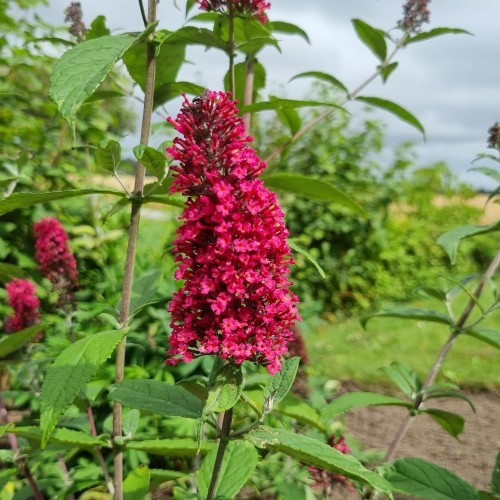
(34, 217), (78, 304)
(4, 278), (41, 333)
(166, 91), (300, 374)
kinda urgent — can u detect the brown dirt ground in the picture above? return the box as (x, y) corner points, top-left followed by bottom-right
(331, 386), (500, 499)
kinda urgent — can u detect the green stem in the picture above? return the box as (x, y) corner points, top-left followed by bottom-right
(206, 408), (234, 500)
(227, 2), (236, 96)
(112, 2), (157, 498)
(383, 248), (500, 464)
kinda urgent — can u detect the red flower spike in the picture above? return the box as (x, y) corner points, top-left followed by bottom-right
(166, 91), (300, 374)
(197, 0), (271, 23)
(4, 279), (41, 333)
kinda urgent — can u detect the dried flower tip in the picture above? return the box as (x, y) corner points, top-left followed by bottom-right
(398, 0), (430, 33)
(487, 122), (500, 149)
(64, 2), (86, 39)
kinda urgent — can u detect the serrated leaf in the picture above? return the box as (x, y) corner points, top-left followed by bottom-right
(108, 379), (204, 419)
(40, 330), (126, 448)
(0, 188), (126, 216)
(0, 324), (44, 358)
(321, 392), (411, 421)
(240, 97), (344, 114)
(96, 140), (121, 172)
(492, 451), (500, 495)
(352, 19), (387, 61)
(422, 409), (464, 439)
(123, 465), (150, 500)
(437, 221), (500, 264)
(380, 61), (399, 83)
(361, 307), (451, 329)
(49, 25), (155, 133)
(465, 328), (500, 350)
(290, 71), (348, 94)
(204, 364), (243, 414)
(404, 27), (472, 46)
(270, 21), (310, 43)
(12, 426), (110, 449)
(263, 357), (300, 410)
(262, 174), (367, 217)
(127, 438), (213, 456)
(356, 96), (425, 136)
(123, 32), (185, 95)
(288, 240), (325, 279)
(247, 426), (392, 496)
(198, 440), (258, 498)
(385, 457), (478, 499)
(133, 145), (167, 180)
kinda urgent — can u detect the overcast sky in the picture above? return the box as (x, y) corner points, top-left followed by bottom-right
(33, 0), (500, 189)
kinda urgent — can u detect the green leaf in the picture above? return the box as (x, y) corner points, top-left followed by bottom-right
(168, 26), (228, 51)
(361, 307), (451, 329)
(0, 423), (14, 438)
(154, 81), (205, 109)
(127, 438), (213, 456)
(262, 174), (367, 217)
(290, 71), (348, 94)
(204, 364), (244, 414)
(247, 426), (392, 496)
(321, 392), (411, 421)
(263, 356), (300, 411)
(288, 240), (326, 279)
(468, 166), (500, 184)
(49, 25), (155, 133)
(122, 409), (141, 438)
(352, 19), (387, 61)
(466, 328), (500, 350)
(240, 97), (344, 114)
(85, 15), (111, 41)
(356, 96), (425, 136)
(423, 391), (475, 413)
(123, 465), (150, 500)
(492, 451), (500, 495)
(270, 21), (310, 43)
(12, 426), (110, 449)
(0, 468), (16, 491)
(404, 27), (472, 46)
(380, 62), (399, 83)
(0, 263), (26, 283)
(0, 324), (44, 358)
(123, 32), (185, 94)
(133, 145), (167, 180)
(141, 194), (186, 209)
(108, 379), (204, 419)
(0, 188), (126, 216)
(421, 409), (464, 439)
(385, 457), (478, 499)
(40, 330), (126, 448)
(276, 107), (302, 136)
(198, 441), (258, 499)
(95, 140), (121, 172)
(437, 221), (500, 264)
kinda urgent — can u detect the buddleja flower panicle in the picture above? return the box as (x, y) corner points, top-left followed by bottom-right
(4, 279), (41, 333)
(197, 0), (271, 23)
(34, 217), (78, 305)
(166, 91), (300, 374)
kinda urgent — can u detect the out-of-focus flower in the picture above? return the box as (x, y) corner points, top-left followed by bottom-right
(487, 122), (500, 149)
(197, 0), (271, 23)
(34, 217), (78, 306)
(64, 2), (86, 39)
(166, 91), (300, 374)
(4, 279), (41, 333)
(287, 325), (310, 397)
(309, 436), (353, 492)
(398, 0), (430, 33)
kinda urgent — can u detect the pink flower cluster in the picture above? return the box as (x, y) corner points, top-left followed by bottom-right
(166, 91), (299, 374)
(34, 217), (78, 302)
(4, 279), (40, 333)
(399, 0), (430, 32)
(309, 436), (353, 492)
(197, 0), (271, 23)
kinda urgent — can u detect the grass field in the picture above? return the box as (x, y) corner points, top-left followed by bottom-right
(305, 294), (500, 390)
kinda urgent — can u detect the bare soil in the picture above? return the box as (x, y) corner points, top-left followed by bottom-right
(335, 386), (500, 498)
